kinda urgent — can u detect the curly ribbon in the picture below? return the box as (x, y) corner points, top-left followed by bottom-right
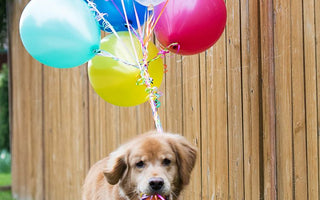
(148, 43), (180, 64)
(143, 0), (170, 44)
(132, 3), (164, 133)
(141, 194), (166, 200)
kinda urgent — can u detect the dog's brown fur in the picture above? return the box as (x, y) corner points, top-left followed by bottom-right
(82, 132), (197, 200)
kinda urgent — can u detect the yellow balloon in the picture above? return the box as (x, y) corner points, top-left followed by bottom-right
(88, 32), (164, 107)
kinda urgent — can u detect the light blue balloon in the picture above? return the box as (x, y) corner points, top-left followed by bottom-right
(19, 0), (101, 68)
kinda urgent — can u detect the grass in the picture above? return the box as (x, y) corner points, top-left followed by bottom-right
(0, 189), (13, 200)
(0, 173), (11, 185)
(0, 173), (14, 200)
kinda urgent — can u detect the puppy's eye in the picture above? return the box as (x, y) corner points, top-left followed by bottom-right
(162, 158), (171, 166)
(136, 161), (145, 168)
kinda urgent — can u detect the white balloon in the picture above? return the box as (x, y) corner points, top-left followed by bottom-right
(135, 0), (165, 6)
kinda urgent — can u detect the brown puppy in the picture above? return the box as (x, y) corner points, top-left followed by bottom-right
(82, 131), (197, 200)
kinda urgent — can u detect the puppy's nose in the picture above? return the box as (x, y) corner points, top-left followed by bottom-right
(149, 177), (164, 191)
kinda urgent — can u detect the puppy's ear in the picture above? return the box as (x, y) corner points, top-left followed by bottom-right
(103, 148), (127, 185)
(168, 134), (197, 186)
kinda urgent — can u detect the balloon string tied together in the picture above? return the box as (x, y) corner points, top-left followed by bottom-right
(96, 49), (139, 68)
(140, 5), (163, 133)
(88, 0), (169, 133)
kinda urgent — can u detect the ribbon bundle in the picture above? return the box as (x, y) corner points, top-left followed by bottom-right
(141, 194), (166, 200)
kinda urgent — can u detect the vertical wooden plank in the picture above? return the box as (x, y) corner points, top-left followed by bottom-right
(119, 107), (138, 143)
(81, 65), (91, 177)
(11, 35), (44, 200)
(181, 55), (202, 200)
(259, 0), (277, 199)
(88, 86), (120, 164)
(43, 66), (61, 200)
(61, 67), (89, 199)
(203, 34), (229, 199)
(316, 0), (320, 197)
(9, 0), (44, 199)
(10, 0), (25, 198)
(102, 103), (120, 154)
(137, 103), (154, 133)
(60, 68), (71, 199)
(88, 88), (103, 165)
(27, 55), (44, 200)
(156, 39), (167, 132)
(240, 0), (261, 199)
(199, 51), (207, 200)
(274, 0), (294, 199)
(303, 0), (319, 199)
(226, 0), (244, 199)
(164, 54), (183, 134)
(291, 0), (308, 198)
(44, 66), (88, 200)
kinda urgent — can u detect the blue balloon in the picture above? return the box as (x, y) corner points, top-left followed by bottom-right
(19, 0), (101, 68)
(85, 0), (147, 32)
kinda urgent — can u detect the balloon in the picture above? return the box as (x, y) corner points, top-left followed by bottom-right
(135, 0), (165, 6)
(19, 0), (100, 68)
(88, 32), (164, 107)
(85, 0), (147, 32)
(154, 0), (227, 55)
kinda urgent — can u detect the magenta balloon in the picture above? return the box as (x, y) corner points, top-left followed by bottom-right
(154, 0), (227, 55)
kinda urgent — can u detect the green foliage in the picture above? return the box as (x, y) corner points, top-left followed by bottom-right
(0, 0), (7, 49)
(0, 64), (9, 151)
(0, 2), (11, 198)
(0, 149), (10, 173)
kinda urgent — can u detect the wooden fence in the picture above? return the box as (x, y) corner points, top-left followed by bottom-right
(8, 0), (320, 199)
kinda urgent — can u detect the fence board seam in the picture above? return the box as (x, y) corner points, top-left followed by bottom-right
(238, 0), (247, 198)
(198, 53), (204, 199)
(290, 2), (295, 199)
(224, 22), (231, 200)
(301, 1), (310, 199)
(313, 1), (320, 198)
(259, 0), (277, 199)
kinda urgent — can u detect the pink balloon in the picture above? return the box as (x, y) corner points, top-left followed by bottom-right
(154, 0), (227, 55)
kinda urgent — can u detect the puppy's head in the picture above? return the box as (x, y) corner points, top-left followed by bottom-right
(103, 132), (197, 200)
